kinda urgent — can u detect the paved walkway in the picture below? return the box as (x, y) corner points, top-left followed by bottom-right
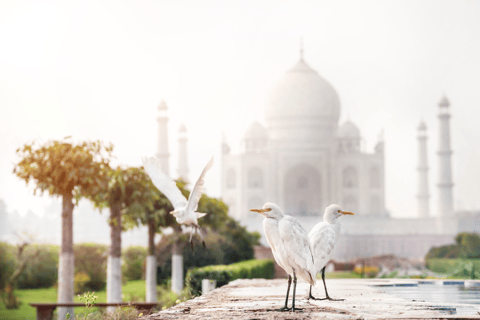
(144, 279), (480, 319)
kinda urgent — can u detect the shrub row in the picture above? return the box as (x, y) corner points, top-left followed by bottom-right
(185, 259), (274, 296)
(426, 259), (480, 278)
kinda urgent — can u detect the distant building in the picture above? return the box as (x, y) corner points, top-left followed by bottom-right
(220, 52), (385, 221)
(216, 49), (479, 260)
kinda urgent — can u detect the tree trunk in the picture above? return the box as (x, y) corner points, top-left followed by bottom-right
(171, 240), (183, 294)
(107, 202), (122, 313)
(146, 218), (157, 302)
(58, 193), (74, 320)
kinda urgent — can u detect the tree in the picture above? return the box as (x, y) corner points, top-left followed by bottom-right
(124, 176), (186, 300)
(0, 241), (40, 309)
(87, 166), (156, 310)
(155, 192), (260, 287)
(455, 232), (480, 259)
(14, 139), (112, 319)
(425, 232), (480, 260)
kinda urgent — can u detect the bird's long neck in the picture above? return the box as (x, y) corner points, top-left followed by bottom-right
(324, 214), (339, 225)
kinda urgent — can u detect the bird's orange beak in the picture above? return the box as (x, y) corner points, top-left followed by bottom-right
(250, 208), (272, 216)
(340, 210), (354, 215)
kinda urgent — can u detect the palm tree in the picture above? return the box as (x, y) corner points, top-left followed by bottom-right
(14, 139), (112, 319)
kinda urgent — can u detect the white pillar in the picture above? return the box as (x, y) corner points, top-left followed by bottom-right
(145, 255), (157, 302)
(156, 100), (170, 175)
(416, 121), (430, 218)
(171, 254), (183, 294)
(437, 96), (454, 217)
(106, 256), (122, 313)
(177, 124), (189, 181)
(202, 279), (216, 294)
(57, 253), (74, 320)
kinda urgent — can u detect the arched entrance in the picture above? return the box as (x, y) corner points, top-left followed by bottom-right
(283, 163), (322, 216)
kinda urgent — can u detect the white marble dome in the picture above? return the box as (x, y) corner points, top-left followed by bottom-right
(265, 58), (341, 124)
(244, 121), (267, 140)
(338, 120), (361, 139)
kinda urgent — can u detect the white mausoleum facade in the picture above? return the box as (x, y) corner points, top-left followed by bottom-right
(221, 56), (385, 221)
(218, 52), (479, 261)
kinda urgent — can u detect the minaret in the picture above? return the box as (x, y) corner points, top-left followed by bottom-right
(300, 38), (304, 61)
(177, 124), (189, 181)
(437, 96), (454, 216)
(156, 100), (170, 175)
(416, 121), (430, 218)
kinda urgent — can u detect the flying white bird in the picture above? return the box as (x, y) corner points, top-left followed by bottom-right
(142, 156), (214, 248)
(308, 204), (354, 300)
(250, 203), (316, 312)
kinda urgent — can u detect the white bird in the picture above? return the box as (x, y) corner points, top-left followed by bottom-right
(142, 156), (214, 248)
(308, 204), (354, 300)
(250, 203), (316, 312)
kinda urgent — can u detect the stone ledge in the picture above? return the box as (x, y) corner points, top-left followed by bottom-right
(143, 278), (480, 319)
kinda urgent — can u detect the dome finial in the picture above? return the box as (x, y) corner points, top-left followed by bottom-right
(300, 38), (304, 61)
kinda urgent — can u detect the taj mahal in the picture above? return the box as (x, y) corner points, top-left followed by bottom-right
(153, 49), (480, 261)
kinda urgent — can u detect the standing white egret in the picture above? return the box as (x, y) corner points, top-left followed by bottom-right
(250, 203), (316, 312)
(308, 204), (354, 300)
(142, 155), (214, 247)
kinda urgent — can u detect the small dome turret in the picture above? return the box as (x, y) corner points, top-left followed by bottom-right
(337, 120), (361, 153)
(245, 121), (267, 140)
(244, 121), (267, 154)
(337, 120), (361, 139)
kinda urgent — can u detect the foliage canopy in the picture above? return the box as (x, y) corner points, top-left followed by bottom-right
(14, 139), (113, 199)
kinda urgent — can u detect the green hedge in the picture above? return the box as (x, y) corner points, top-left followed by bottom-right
(426, 259), (480, 278)
(17, 245), (59, 289)
(185, 259), (274, 296)
(122, 246), (147, 281)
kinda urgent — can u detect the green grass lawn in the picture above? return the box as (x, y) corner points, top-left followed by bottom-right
(0, 281), (151, 320)
(325, 271), (363, 279)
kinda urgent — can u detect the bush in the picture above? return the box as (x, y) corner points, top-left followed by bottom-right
(353, 265), (379, 278)
(425, 232), (480, 260)
(426, 258), (480, 278)
(74, 243), (108, 291)
(157, 285), (191, 310)
(426, 244), (464, 259)
(122, 246), (147, 281)
(0, 242), (16, 291)
(17, 244), (59, 289)
(185, 259), (274, 296)
(74, 272), (91, 294)
(156, 229), (260, 286)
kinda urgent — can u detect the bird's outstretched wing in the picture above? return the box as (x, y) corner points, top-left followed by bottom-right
(278, 216), (316, 285)
(187, 156), (214, 212)
(142, 156), (188, 209)
(309, 222), (336, 273)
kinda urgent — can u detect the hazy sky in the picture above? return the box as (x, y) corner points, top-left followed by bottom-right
(1, 0), (479, 218)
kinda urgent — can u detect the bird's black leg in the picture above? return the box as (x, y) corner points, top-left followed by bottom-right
(318, 267), (344, 301)
(291, 270), (303, 312)
(275, 275), (291, 311)
(189, 228), (194, 251)
(197, 225), (206, 248)
(308, 284), (320, 300)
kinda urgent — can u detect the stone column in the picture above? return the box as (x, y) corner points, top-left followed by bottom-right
(416, 121), (430, 217)
(177, 124), (189, 181)
(156, 100), (170, 175)
(145, 256), (157, 302)
(171, 251), (183, 293)
(437, 96), (454, 217)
